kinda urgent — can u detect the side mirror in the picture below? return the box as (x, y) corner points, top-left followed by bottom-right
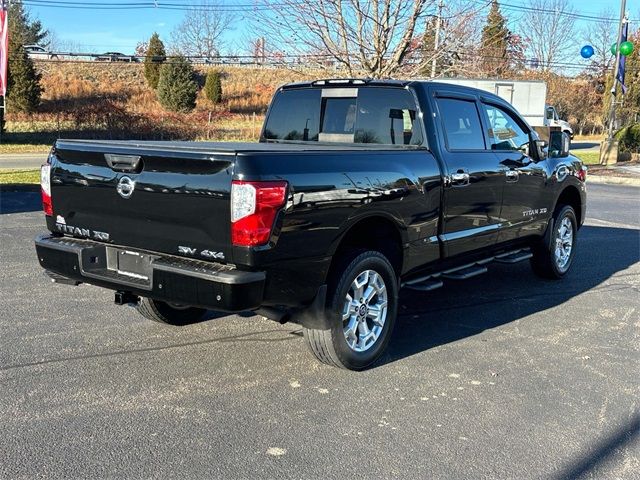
(549, 131), (570, 158)
(535, 139), (548, 160)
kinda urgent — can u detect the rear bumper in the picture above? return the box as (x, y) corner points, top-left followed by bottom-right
(35, 234), (265, 311)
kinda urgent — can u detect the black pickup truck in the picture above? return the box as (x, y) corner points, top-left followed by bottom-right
(35, 79), (587, 370)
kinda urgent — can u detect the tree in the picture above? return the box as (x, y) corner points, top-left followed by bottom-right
(171, 0), (234, 59)
(6, 2), (43, 113)
(156, 56), (198, 113)
(584, 10), (617, 76)
(254, 0), (431, 77)
(9, 2), (48, 46)
(144, 33), (166, 90)
(520, 0), (577, 71)
(204, 70), (222, 103)
(612, 29), (640, 126)
(480, 0), (509, 76)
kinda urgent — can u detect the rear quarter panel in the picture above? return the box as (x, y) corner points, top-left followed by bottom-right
(234, 149), (442, 304)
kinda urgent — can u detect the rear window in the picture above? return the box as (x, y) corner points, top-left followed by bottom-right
(263, 86), (423, 146)
(263, 89), (321, 141)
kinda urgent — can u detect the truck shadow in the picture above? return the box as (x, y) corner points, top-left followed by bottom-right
(382, 225), (639, 366)
(0, 189), (42, 214)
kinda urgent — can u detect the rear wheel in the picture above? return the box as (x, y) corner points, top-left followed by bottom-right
(303, 250), (398, 370)
(530, 205), (577, 279)
(136, 297), (207, 326)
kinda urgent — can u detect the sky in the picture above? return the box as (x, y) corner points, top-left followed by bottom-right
(22, 0), (640, 56)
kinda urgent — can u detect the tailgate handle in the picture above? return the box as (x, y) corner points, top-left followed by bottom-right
(105, 154), (142, 173)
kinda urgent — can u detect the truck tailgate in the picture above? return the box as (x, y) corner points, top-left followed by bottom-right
(49, 141), (235, 263)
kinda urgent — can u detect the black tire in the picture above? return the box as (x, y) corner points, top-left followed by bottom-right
(530, 205), (578, 279)
(303, 250), (398, 370)
(136, 297), (207, 326)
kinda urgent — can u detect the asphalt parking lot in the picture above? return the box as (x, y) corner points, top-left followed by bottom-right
(1, 183), (638, 479)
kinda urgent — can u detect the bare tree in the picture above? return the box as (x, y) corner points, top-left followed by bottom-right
(519, 0), (577, 71)
(46, 30), (85, 53)
(171, 0), (234, 59)
(584, 10), (616, 75)
(253, 0), (433, 77)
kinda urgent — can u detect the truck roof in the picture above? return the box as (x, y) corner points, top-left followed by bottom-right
(279, 78), (509, 107)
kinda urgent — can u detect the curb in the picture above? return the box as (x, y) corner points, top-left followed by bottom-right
(588, 175), (640, 186)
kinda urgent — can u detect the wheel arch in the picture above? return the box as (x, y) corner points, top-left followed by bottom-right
(555, 184), (583, 226)
(328, 213), (405, 277)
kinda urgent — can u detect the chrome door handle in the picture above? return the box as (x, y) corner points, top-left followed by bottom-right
(505, 170), (519, 182)
(450, 172), (470, 186)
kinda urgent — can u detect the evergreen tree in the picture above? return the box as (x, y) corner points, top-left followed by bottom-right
(6, 2), (43, 113)
(156, 56), (198, 113)
(480, 0), (510, 76)
(9, 2), (48, 46)
(144, 33), (166, 90)
(204, 70), (223, 103)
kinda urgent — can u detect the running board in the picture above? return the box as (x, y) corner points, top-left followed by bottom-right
(441, 265), (487, 280)
(401, 248), (530, 291)
(404, 278), (444, 292)
(494, 250), (533, 264)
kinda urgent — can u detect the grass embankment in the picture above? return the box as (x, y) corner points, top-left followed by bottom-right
(573, 151), (600, 165)
(0, 169), (40, 185)
(0, 63), (308, 154)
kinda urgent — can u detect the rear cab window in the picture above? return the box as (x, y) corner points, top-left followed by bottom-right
(263, 86), (424, 147)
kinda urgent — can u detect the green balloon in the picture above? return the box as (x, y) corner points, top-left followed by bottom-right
(611, 42), (618, 55)
(620, 41), (634, 56)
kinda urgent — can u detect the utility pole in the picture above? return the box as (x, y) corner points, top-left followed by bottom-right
(607, 0), (627, 141)
(601, 0), (627, 165)
(430, 0), (444, 78)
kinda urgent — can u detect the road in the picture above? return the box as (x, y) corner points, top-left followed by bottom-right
(1, 184), (638, 479)
(0, 153), (48, 169)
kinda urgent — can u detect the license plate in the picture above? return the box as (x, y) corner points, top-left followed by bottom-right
(116, 250), (150, 280)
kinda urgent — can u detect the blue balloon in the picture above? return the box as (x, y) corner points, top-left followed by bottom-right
(580, 45), (594, 59)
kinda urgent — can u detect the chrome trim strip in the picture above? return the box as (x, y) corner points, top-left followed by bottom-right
(439, 223), (502, 243)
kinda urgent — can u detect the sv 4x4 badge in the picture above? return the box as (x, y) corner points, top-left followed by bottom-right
(178, 245), (225, 260)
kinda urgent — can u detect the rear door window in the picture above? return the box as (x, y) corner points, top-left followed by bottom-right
(436, 98), (486, 151)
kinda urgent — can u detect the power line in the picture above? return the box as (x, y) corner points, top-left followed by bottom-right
(21, 0), (640, 22)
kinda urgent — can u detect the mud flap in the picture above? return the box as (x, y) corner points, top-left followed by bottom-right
(290, 285), (332, 330)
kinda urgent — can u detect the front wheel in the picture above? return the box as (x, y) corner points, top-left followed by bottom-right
(303, 250), (398, 370)
(530, 205), (578, 279)
(136, 297), (207, 326)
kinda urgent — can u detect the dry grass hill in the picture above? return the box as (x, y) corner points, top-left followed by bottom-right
(1, 62), (320, 152)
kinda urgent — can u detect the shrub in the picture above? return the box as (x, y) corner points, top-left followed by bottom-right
(204, 70), (223, 103)
(615, 123), (640, 153)
(144, 33), (166, 90)
(156, 56), (198, 113)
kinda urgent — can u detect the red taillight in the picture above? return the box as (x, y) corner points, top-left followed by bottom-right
(577, 166), (587, 182)
(231, 180), (288, 247)
(41, 164), (52, 216)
